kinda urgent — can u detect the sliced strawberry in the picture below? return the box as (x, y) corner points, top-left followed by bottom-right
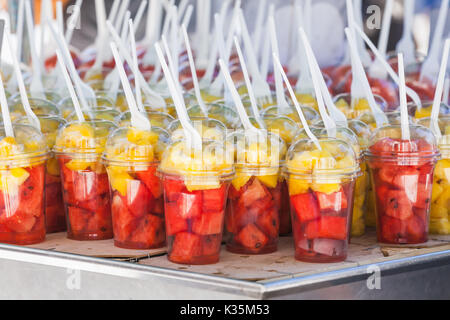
(234, 223), (269, 252)
(192, 211), (224, 235)
(385, 189), (414, 220)
(165, 202), (188, 236)
(290, 192), (320, 223)
(315, 188), (347, 212)
(305, 216), (348, 240)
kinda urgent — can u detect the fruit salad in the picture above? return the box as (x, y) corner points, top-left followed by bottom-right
(116, 109), (175, 128)
(0, 124), (48, 244)
(417, 117), (450, 234)
(17, 116), (67, 233)
(225, 132), (286, 254)
(333, 93), (387, 120)
(9, 98), (60, 122)
(283, 138), (360, 262)
(103, 127), (169, 249)
(159, 138), (234, 264)
(57, 96), (114, 120)
(53, 120), (117, 240)
(366, 125), (440, 244)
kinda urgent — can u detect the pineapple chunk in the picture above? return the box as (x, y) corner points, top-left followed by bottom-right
(311, 181), (341, 194)
(429, 219), (450, 235)
(288, 178), (310, 195)
(108, 168), (133, 196)
(46, 157), (60, 176)
(232, 173), (252, 191)
(353, 98), (370, 111)
(295, 93), (318, 111)
(257, 175), (278, 189)
(414, 106), (432, 119)
(430, 205), (448, 219)
(432, 182), (444, 202)
(65, 159), (94, 171)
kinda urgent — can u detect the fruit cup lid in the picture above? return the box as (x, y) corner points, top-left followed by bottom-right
(416, 116), (450, 157)
(116, 109), (175, 128)
(9, 98), (60, 121)
(16, 115), (67, 149)
(187, 104), (240, 129)
(103, 126), (170, 166)
(366, 124), (440, 160)
(66, 107), (121, 123)
(0, 124), (49, 168)
(53, 119), (117, 155)
(284, 137), (361, 179)
(263, 104), (320, 125)
(168, 117), (228, 142)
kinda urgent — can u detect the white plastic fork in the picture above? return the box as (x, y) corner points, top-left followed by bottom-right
(420, 0), (449, 83)
(396, 0), (416, 66)
(238, 9), (272, 106)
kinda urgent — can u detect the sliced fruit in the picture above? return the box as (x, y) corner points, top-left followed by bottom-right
(123, 180), (153, 218)
(202, 184), (227, 213)
(3, 212), (36, 233)
(234, 223), (269, 252)
(164, 178), (187, 202)
(379, 216), (407, 243)
(111, 195), (136, 242)
(170, 232), (202, 262)
(231, 173), (252, 191)
(192, 211), (224, 235)
(177, 191), (202, 219)
(238, 178), (269, 206)
(406, 215), (425, 242)
(384, 189), (413, 220)
(257, 175), (278, 189)
(290, 192), (320, 222)
(68, 206), (92, 233)
(164, 202), (188, 236)
(312, 238), (345, 257)
(255, 207), (279, 239)
(202, 234), (222, 256)
(136, 167), (162, 199)
(305, 216), (347, 240)
(315, 188), (347, 212)
(129, 214), (165, 247)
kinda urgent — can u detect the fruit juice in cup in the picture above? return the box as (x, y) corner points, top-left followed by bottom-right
(103, 126), (170, 249)
(366, 125), (440, 244)
(187, 103), (240, 130)
(17, 115), (67, 233)
(116, 109), (175, 128)
(57, 96), (114, 119)
(159, 138), (234, 265)
(333, 93), (388, 120)
(225, 132), (287, 254)
(53, 120), (117, 240)
(9, 98), (60, 122)
(416, 116), (450, 234)
(0, 124), (49, 245)
(263, 104), (320, 127)
(283, 138), (360, 262)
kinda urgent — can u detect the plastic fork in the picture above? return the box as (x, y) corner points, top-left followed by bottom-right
(396, 0), (416, 66)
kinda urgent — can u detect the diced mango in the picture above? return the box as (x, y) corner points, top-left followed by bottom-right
(429, 219), (450, 235)
(295, 93), (318, 111)
(414, 106), (432, 119)
(311, 181), (341, 194)
(46, 157), (60, 176)
(232, 173), (252, 191)
(288, 178), (310, 196)
(353, 98), (370, 111)
(65, 159), (94, 171)
(257, 175), (278, 189)
(430, 205), (448, 219)
(432, 182), (444, 202)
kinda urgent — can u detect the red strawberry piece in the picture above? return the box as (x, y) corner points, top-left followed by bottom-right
(202, 184), (227, 213)
(68, 206), (92, 233)
(234, 223), (269, 253)
(177, 190), (202, 219)
(290, 192), (320, 223)
(130, 214), (165, 248)
(112, 195), (137, 242)
(255, 207), (279, 239)
(385, 189), (414, 220)
(406, 215), (426, 243)
(122, 180), (153, 218)
(238, 178), (270, 207)
(379, 216), (408, 243)
(192, 211), (224, 235)
(164, 178), (187, 202)
(164, 202), (188, 236)
(312, 238), (345, 257)
(202, 234), (222, 256)
(169, 232), (202, 263)
(136, 167), (163, 199)
(315, 188), (347, 212)
(305, 216), (348, 240)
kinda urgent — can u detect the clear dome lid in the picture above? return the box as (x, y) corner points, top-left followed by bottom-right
(0, 124), (49, 167)
(9, 98), (60, 121)
(9, 91), (62, 104)
(284, 137), (360, 178)
(187, 103), (240, 129)
(261, 114), (299, 145)
(366, 124), (440, 160)
(53, 119), (117, 155)
(312, 119), (372, 150)
(103, 126), (170, 165)
(16, 115), (66, 149)
(263, 104), (320, 125)
(416, 116), (450, 157)
(116, 109), (175, 128)
(168, 117), (228, 142)
(66, 107), (121, 123)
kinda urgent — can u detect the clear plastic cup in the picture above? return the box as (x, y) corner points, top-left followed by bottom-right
(159, 138), (234, 264)
(0, 124), (49, 244)
(263, 104), (320, 126)
(406, 101), (450, 120)
(187, 103), (240, 129)
(333, 93), (388, 120)
(57, 96), (114, 120)
(103, 126), (170, 249)
(9, 91), (62, 106)
(366, 125), (440, 244)
(116, 108), (175, 128)
(9, 98), (60, 122)
(53, 120), (117, 240)
(225, 132), (286, 254)
(16, 115), (67, 233)
(66, 106), (121, 123)
(283, 138), (360, 262)
(168, 118), (228, 142)
(417, 116), (450, 234)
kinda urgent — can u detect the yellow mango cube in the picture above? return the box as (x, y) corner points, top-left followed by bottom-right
(429, 219), (450, 235)
(232, 173), (252, 191)
(257, 175), (278, 189)
(288, 178), (310, 196)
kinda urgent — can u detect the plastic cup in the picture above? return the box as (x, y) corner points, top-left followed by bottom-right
(16, 115), (67, 233)
(116, 108), (175, 128)
(9, 98), (60, 122)
(187, 103), (240, 129)
(333, 93), (388, 120)
(0, 124), (49, 244)
(103, 126), (170, 249)
(263, 104), (320, 126)
(406, 101), (450, 120)
(225, 132), (286, 254)
(168, 118), (228, 142)
(417, 116), (450, 234)
(9, 91), (62, 106)
(57, 96), (114, 119)
(66, 106), (121, 123)
(366, 125), (440, 244)
(159, 138), (234, 265)
(53, 120), (117, 240)
(283, 138), (360, 262)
